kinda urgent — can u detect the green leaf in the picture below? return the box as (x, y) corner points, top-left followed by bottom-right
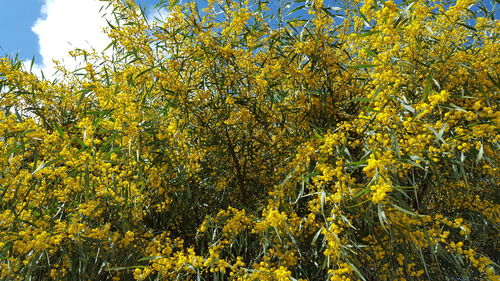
(486, 73), (500, 89)
(477, 143), (484, 161)
(425, 124), (447, 143)
(401, 102), (416, 113)
(347, 261), (367, 281)
(444, 103), (467, 112)
(424, 75), (432, 99)
(357, 8), (371, 27)
(139, 256), (165, 261)
(390, 132), (400, 158)
(391, 203), (420, 217)
(340, 215), (357, 229)
(347, 97), (372, 103)
(80, 236), (103, 244)
(53, 123), (64, 138)
(401, 155), (425, 169)
(32, 158), (61, 175)
(458, 23), (477, 31)
(356, 30), (380, 37)
(32, 150), (39, 173)
(106, 266), (145, 271)
(450, 94), (477, 99)
(287, 5), (306, 16)
(347, 160), (367, 167)
(347, 64), (380, 69)
(377, 203), (388, 230)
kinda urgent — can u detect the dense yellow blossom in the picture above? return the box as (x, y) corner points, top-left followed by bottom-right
(0, 0), (498, 280)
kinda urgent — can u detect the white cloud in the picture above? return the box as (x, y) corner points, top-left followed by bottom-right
(147, 5), (170, 23)
(29, 0), (112, 78)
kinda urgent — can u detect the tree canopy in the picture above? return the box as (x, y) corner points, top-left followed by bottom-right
(0, 0), (498, 280)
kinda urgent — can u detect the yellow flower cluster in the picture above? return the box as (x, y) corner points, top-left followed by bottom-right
(0, 0), (498, 280)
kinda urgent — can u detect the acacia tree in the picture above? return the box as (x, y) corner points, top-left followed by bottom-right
(0, 0), (498, 280)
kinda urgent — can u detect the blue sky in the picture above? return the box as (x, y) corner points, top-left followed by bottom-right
(0, 0), (163, 66)
(1, 0), (496, 75)
(0, 0), (44, 62)
(0, 0), (334, 70)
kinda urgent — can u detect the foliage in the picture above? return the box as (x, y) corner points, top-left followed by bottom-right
(0, 0), (499, 280)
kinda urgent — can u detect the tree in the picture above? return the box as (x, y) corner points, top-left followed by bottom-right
(0, 0), (498, 280)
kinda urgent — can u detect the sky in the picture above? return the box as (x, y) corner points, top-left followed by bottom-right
(0, 0), (163, 76)
(0, 0), (497, 77)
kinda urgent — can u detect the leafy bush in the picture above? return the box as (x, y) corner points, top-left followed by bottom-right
(0, 0), (498, 280)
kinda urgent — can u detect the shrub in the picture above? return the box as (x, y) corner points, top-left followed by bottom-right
(0, 0), (498, 280)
